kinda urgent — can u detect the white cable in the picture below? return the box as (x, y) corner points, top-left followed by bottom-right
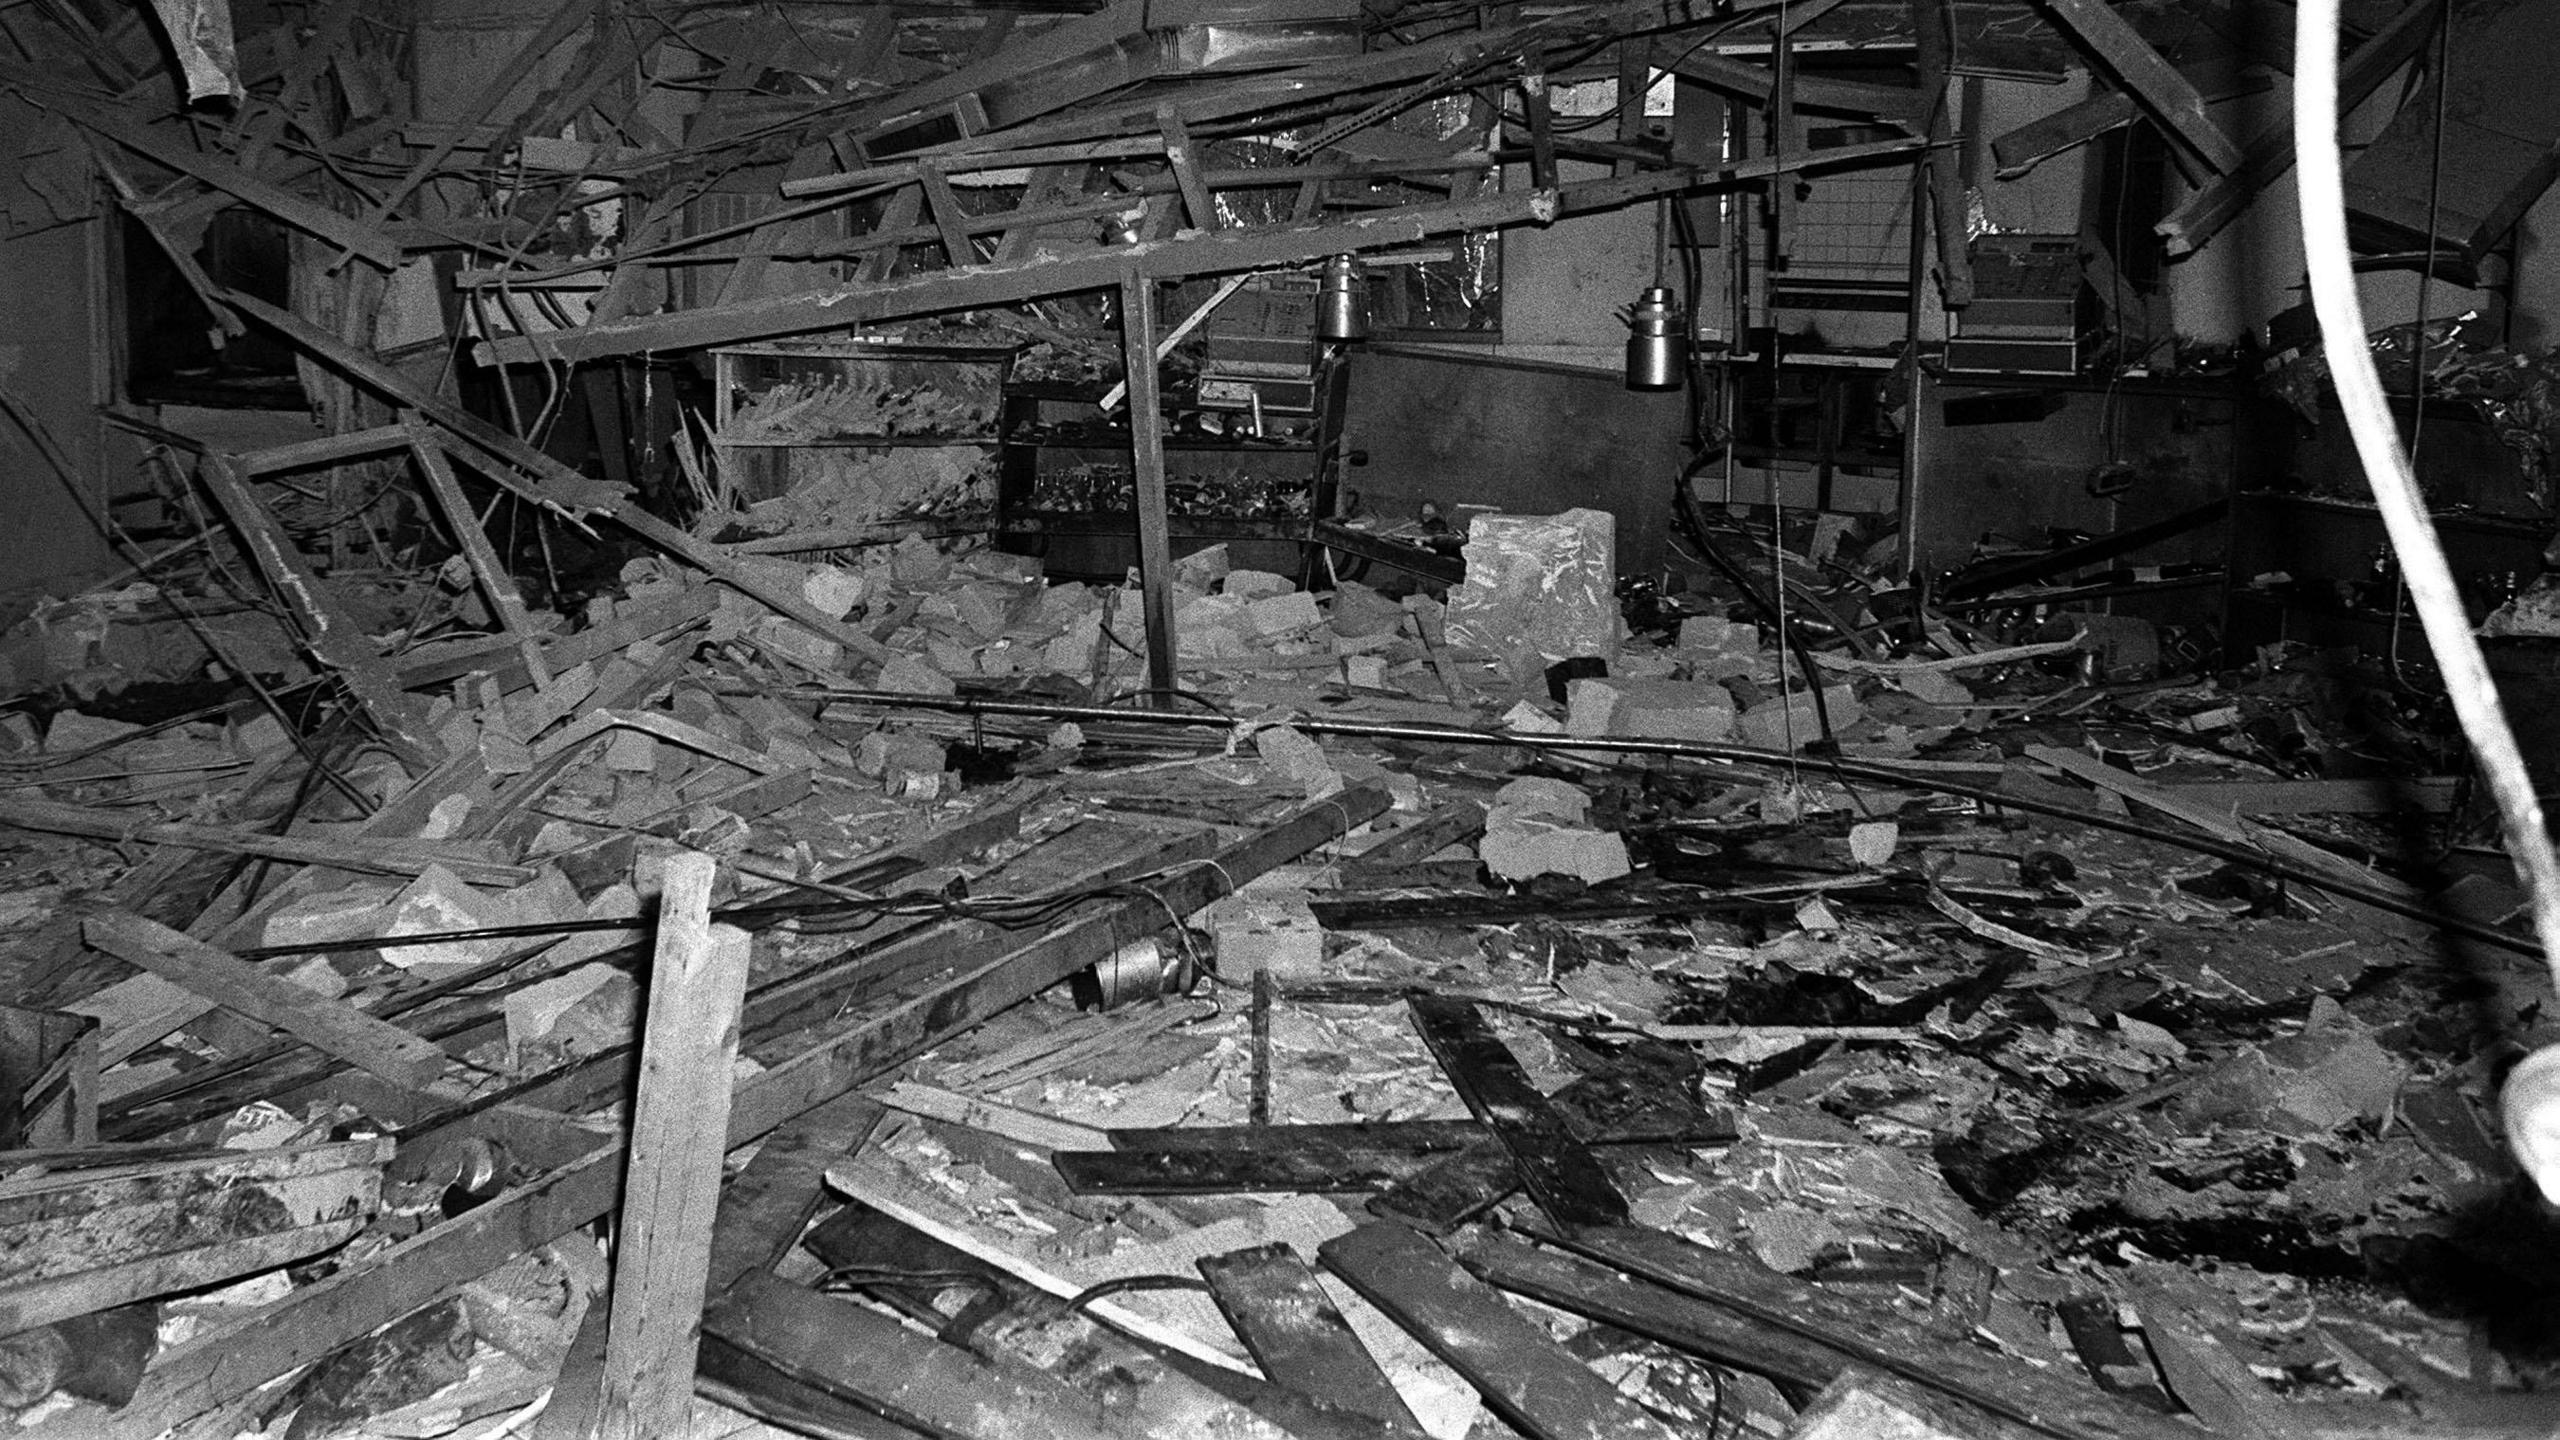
(2295, 0), (2560, 1200)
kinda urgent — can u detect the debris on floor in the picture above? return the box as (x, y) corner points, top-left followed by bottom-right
(3, 455), (2555, 1440)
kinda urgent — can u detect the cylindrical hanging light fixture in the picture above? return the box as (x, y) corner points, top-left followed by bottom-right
(1626, 199), (1687, 390)
(1624, 285), (1686, 390)
(1316, 253), (1368, 342)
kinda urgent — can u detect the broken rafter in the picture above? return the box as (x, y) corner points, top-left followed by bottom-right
(2035, 0), (2244, 182)
(483, 136), (1925, 364)
(2156, 0), (2442, 255)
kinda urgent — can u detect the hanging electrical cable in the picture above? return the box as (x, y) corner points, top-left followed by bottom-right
(2294, 0), (2560, 1203)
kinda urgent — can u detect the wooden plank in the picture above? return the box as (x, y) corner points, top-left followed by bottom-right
(1992, 71), (2271, 179)
(1451, 1230), (1854, 1389)
(2151, 776), (2459, 816)
(1319, 1223), (1682, 1440)
(0, 1138), (387, 1338)
(82, 912), (455, 1092)
(1062, 1089), (1734, 1196)
(236, 424), (409, 475)
(400, 414), (541, 652)
(1200, 1242), (1423, 1435)
(0, 797), (527, 886)
(707, 1272), (1123, 1440)
(1340, 801), (1487, 877)
(599, 852), (754, 1440)
(1546, 1225), (2200, 1440)
(707, 1090), (886, 1298)
(1120, 273), (1179, 703)
(1159, 104), (1217, 230)
(1059, 1135), (1462, 1195)
(479, 137), (1926, 365)
(1788, 1365), (2032, 1440)
(1405, 995), (1625, 1227)
(2034, 0), (2243, 180)
(194, 454), (439, 769)
(392, 585), (719, 695)
(881, 1082), (1109, 1152)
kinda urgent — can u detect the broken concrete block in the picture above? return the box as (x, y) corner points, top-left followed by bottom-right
(1327, 579), (1406, 638)
(1443, 508), (1617, 664)
(1501, 700), (1565, 735)
(952, 583), (1017, 640)
(1206, 893), (1323, 983)
(603, 729), (658, 773)
(1175, 544), (1231, 589)
(802, 566), (866, 619)
(1565, 678), (1620, 738)
(1246, 591), (1323, 638)
(876, 651), (957, 696)
(1342, 654), (1389, 689)
(1736, 684), (1862, 750)
(1223, 569), (1295, 601)
(1608, 678), (1737, 743)
(1254, 725), (1341, 797)
(264, 882), (405, 951)
(1480, 813), (1631, 885)
(382, 865), (512, 975)
(1491, 775), (1590, 825)
(752, 615), (845, 672)
(45, 711), (140, 753)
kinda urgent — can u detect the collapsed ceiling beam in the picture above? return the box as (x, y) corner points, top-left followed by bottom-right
(478, 135), (1925, 365)
(2036, 0), (2244, 182)
(2155, 0), (2442, 256)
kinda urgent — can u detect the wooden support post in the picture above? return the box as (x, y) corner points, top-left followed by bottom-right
(1118, 273), (1179, 703)
(1159, 103), (1218, 230)
(994, 163), (1083, 261)
(1911, 0), (1970, 309)
(1520, 66), (1559, 193)
(2037, 0), (2244, 182)
(1770, 28), (1796, 270)
(194, 455), (439, 770)
(915, 166), (976, 268)
(1614, 41), (1649, 179)
(598, 852), (754, 1440)
(82, 912), (457, 1093)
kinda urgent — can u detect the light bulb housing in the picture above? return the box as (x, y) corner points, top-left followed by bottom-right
(1316, 254), (1368, 342)
(1624, 285), (1686, 391)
